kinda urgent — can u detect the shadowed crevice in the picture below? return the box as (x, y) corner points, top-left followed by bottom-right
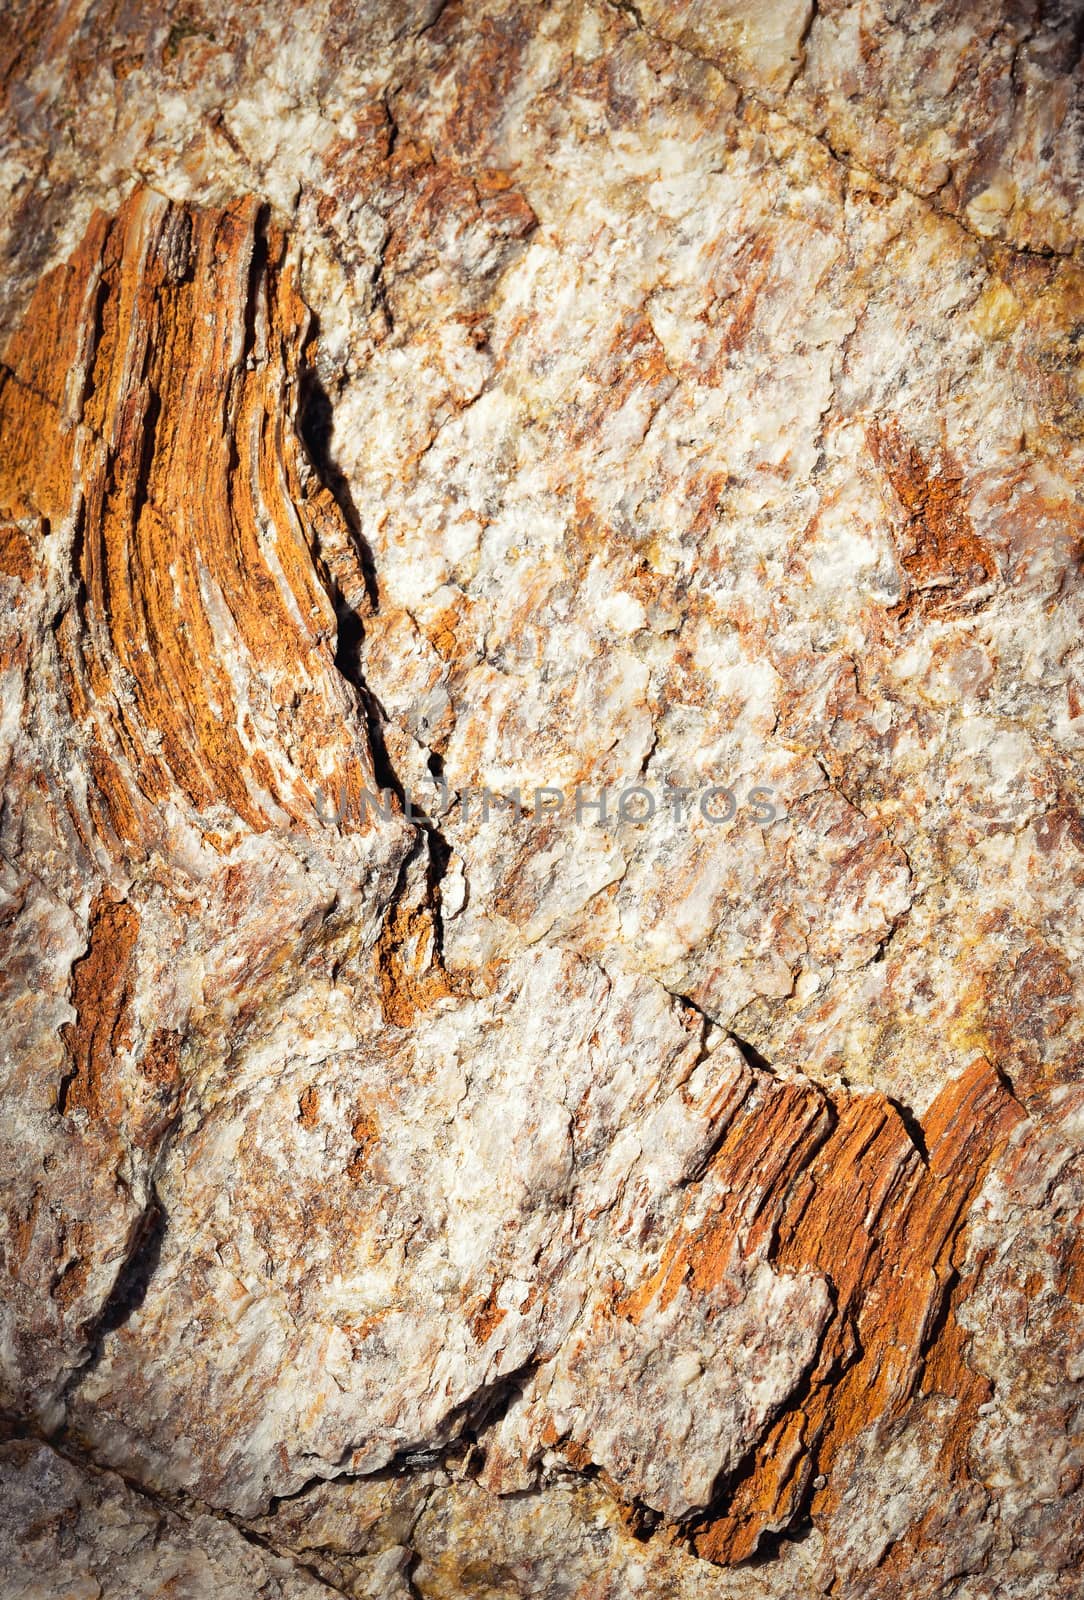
(57, 1192), (167, 1412)
(298, 359), (380, 611)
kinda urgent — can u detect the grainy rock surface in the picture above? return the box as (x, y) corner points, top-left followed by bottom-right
(1, 2), (1083, 1596)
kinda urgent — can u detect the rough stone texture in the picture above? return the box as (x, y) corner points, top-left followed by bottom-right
(0, 1438), (342, 1599)
(1, 2), (1083, 1596)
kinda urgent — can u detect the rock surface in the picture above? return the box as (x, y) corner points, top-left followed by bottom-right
(1, 2), (1083, 1595)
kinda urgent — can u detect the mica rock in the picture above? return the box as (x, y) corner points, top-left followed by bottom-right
(0, 1438), (343, 1600)
(1, 2), (1083, 1596)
